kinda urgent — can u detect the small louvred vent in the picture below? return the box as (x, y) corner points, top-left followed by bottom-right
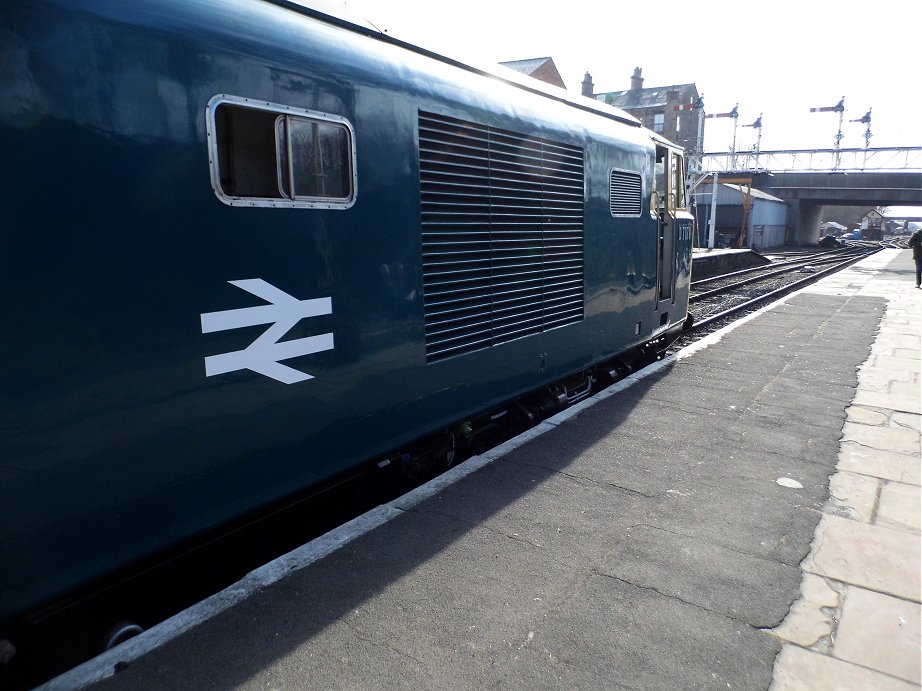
(609, 169), (642, 217)
(419, 111), (585, 363)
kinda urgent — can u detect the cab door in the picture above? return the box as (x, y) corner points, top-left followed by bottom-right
(655, 145), (680, 307)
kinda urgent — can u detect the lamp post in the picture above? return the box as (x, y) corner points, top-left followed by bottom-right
(729, 105), (740, 169)
(687, 168), (719, 249)
(708, 172), (719, 249)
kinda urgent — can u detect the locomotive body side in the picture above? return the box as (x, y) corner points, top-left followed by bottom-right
(0, 0), (691, 624)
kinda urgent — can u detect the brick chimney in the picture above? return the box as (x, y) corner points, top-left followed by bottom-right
(581, 72), (594, 97)
(630, 67), (643, 91)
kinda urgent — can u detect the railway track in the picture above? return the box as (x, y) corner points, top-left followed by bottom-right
(669, 243), (883, 354)
(690, 249), (868, 312)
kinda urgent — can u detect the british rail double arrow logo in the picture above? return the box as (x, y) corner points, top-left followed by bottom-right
(200, 279), (334, 384)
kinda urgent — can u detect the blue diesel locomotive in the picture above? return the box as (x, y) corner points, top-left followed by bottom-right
(0, 0), (693, 643)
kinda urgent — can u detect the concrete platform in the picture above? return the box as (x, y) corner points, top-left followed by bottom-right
(691, 248), (771, 280)
(48, 250), (920, 690)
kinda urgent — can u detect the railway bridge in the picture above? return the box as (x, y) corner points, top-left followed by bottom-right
(699, 146), (922, 245)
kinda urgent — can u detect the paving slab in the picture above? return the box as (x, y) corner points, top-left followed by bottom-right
(892, 411), (922, 433)
(845, 405), (893, 426)
(863, 355), (922, 375)
(851, 388), (922, 415)
(877, 481), (922, 534)
(804, 508), (922, 602)
(834, 585), (922, 684)
(857, 370), (918, 393)
(769, 573), (841, 648)
(827, 471), (880, 523)
(771, 645), (919, 691)
(841, 421), (922, 456)
(838, 442), (922, 485)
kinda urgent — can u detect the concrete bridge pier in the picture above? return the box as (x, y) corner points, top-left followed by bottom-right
(792, 200), (824, 246)
(751, 169), (922, 247)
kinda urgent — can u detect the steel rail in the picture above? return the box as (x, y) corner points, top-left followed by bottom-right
(690, 247), (861, 288)
(689, 249), (875, 304)
(689, 249), (882, 331)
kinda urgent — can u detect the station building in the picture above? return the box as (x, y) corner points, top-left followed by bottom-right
(588, 67), (702, 155)
(498, 57), (567, 89)
(691, 182), (788, 250)
(860, 208), (885, 240)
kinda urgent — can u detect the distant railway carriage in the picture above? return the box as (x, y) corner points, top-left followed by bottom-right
(0, 0), (692, 653)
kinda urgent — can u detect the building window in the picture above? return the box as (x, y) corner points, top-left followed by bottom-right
(207, 95), (356, 209)
(653, 113), (664, 133)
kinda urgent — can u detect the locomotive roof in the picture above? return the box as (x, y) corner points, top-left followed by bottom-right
(267, 0), (642, 130)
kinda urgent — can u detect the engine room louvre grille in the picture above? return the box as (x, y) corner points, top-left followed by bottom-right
(609, 169), (642, 217)
(419, 111), (585, 363)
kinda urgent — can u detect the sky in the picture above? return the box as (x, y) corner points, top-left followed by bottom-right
(338, 0), (922, 154)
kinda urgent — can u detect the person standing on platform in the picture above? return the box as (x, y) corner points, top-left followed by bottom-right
(909, 228), (922, 288)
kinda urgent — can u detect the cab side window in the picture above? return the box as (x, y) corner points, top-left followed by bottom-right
(208, 96), (356, 209)
(653, 147), (667, 213)
(276, 116), (352, 201)
(671, 152), (686, 209)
